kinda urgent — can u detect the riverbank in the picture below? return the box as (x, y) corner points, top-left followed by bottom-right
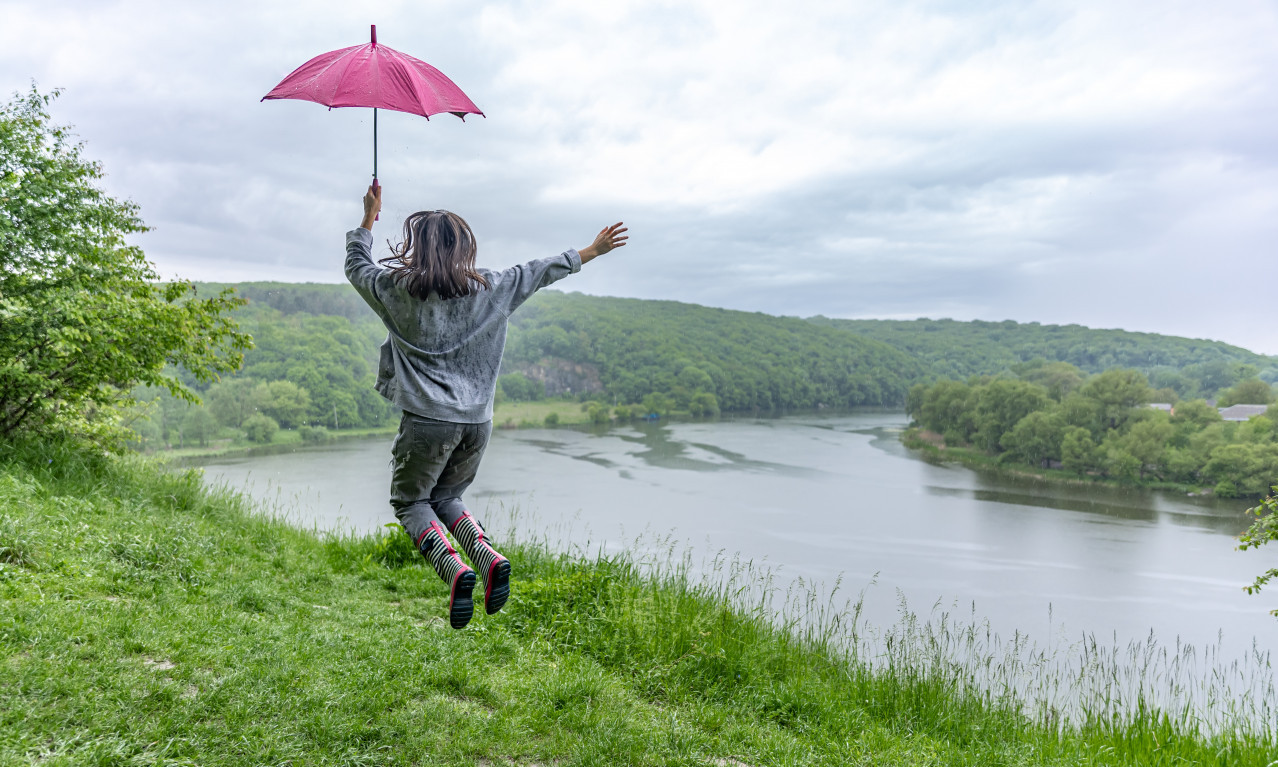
(900, 427), (1217, 496)
(149, 400), (636, 463)
(2, 442), (1272, 765)
(151, 425), (400, 462)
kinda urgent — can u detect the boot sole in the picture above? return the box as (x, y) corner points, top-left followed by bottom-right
(449, 570), (477, 629)
(485, 559), (511, 615)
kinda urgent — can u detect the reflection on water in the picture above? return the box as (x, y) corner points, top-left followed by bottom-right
(197, 412), (1274, 666)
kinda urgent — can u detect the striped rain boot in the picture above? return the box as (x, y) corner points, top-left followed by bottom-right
(449, 512), (511, 615)
(417, 521), (477, 629)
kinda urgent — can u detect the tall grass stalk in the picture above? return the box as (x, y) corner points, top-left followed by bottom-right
(485, 508), (1278, 762)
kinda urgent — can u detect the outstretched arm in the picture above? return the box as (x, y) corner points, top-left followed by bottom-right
(578, 223), (628, 265)
(360, 184), (383, 232)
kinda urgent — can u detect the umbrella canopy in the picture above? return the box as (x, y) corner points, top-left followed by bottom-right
(262, 25), (483, 198)
(262, 25), (484, 120)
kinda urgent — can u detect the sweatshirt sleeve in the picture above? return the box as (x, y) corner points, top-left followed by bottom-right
(491, 249), (582, 316)
(345, 228), (382, 308)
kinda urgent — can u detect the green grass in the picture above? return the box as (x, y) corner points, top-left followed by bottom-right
(493, 399), (604, 428)
(1, 440), (1273, 765)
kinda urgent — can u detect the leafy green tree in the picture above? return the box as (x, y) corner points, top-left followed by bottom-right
(1149, 369), (1199, 399)
(1121, 413), (1174, 479)
(1218, 378), (1275, 407)
(970, 379), (1051, 452)
(586, 402), (610, 424)
(689, 391), (720, 417)
(1019, 361), (1084, 401)
(1104, 446), (1141, 483)
(299, 425), (333, 443)
(1163, 447), (1202, 483)
(1001, 410), (1066, 467)
(1236, 416), (1275, 446)
(0, 88), (249, 444)
(1078, 369), (1151, 430)
(181, 407), (218, 448)
(1058, 392), (1104, 438)
(1183, 361), (1257, 396)
(252, 380), (311, 429)
(1203, 444), (1278, 497)
(1061, 427), (1099, 476)
(498, 372), (542, 402)
(208, 377), (257, 428)
(1172, 399), (1221, 428)
(915, 380), (974, 442)
(641, 392), (673, 417)
(243, 413), (279, 444)
(678, 365), (714, 393)
(1239, 491), (1278, 616)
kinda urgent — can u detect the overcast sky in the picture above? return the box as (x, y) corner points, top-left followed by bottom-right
(3, 0), (1276, 353)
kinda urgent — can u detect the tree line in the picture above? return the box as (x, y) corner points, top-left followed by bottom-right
(907, 361), (1278, 497)
(812, 316), (1278, 393)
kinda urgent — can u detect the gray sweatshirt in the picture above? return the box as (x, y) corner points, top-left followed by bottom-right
(344, 227), (581, 423)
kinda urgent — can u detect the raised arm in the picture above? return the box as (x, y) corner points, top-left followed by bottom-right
(360, 184), (382, 232)
(578, 222), (628, 265)
(346, 184), (384, 301)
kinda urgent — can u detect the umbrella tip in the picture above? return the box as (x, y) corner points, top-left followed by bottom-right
(371, 24), (377, 46)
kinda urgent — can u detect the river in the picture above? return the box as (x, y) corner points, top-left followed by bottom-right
(196, 411), (1275, 680)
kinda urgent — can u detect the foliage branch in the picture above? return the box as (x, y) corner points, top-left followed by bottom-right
(0, 87), (250, 445)
(1239, 491), (1278, 615)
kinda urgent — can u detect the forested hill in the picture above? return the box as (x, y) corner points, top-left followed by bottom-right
(190, 283), (1277, 418)
(809, 316), (1277, 393)
(502, 292), (923, 410)
(205, 283), (925, 411)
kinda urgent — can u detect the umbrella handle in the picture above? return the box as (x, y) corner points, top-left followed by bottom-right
(372, 177), (380, 221)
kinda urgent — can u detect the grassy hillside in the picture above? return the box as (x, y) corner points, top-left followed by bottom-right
(810, 316), (1277, 391)
(2, 443), (1273, 765)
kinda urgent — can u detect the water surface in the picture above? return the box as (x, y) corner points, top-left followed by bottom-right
(198, 412), (1275, 659)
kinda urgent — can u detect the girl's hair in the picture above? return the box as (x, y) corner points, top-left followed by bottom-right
(378, 210), (490, 300)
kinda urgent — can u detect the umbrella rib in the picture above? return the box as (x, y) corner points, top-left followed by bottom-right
(398, 50), (443, 118)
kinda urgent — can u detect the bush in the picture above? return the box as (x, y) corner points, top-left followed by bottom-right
(613, 405), (632, 421)
(689, 391), (720, 417)
(243, 413), (279, 444)
(543, 412), (560, 427)
(498, 372), (542, 402)
(0, 88), (249, 445)
(299, 425), (334, 444)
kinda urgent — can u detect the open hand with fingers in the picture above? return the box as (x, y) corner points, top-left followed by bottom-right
(579, 223), (628, 264)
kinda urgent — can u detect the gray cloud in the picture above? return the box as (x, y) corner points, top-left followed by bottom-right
(3, 0), (1276, 353)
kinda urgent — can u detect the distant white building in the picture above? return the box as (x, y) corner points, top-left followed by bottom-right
(1218, 404), (1271, 422)
(1148, 403), (1174, 413)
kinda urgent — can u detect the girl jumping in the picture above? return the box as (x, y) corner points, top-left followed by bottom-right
(345, 184), (627, 628)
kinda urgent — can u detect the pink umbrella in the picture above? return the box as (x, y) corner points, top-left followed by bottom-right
(262, 25), (484, 194)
